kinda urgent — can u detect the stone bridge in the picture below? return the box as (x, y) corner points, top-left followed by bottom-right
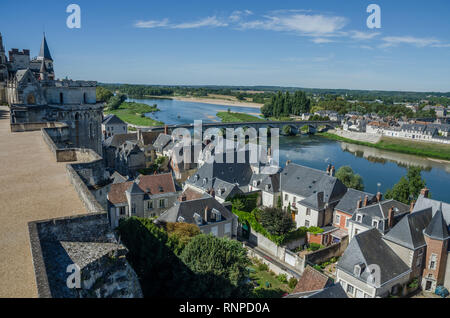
(141, 120), (339, 135)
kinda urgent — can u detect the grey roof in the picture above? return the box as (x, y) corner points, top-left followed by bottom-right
(337, 228), (410, 286)
(280, 163), (347, 204)
(424, 206), (449, 240)
(300, 191), (325, 210)
(102, 114), (126, 125)
(383, 208), (432, 250)
(39, 34), (53, 60)
(335, 188), (376, 215)
(111, 171), (127, 184)
(157, 196), (236, 225)
(413, 195), (450, 225)
(350, 199), (410, 232)
(250, 173), (280, 194)
(127, 182), (145, 195)
(103, 133), (137, 148)
(307, 283), (348, 298)
(153, 134), (172, 152)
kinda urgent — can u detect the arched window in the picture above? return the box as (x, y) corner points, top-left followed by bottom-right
(59, 92), (64, 105)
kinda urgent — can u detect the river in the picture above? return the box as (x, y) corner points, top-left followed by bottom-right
(129, 97), (450, 202)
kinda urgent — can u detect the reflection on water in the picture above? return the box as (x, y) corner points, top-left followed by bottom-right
(129, 97), (450, 203)
(279, 136), (450, 202)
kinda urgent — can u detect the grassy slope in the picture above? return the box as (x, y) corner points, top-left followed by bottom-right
(318, 132), (450, 161)
(104, 102), (164, 126)
(216, 111), (265, 123)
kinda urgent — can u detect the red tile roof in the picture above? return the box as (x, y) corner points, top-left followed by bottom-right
(108, 173), (176, 205)
(292, 266), (331, 294)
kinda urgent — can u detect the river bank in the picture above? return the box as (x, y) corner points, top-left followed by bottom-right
(318, 131), (450, 161)
(143, 95), (264, 108)
(104, 101), (164, 127)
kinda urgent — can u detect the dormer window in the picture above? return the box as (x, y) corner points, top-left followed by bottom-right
(372, 220), (379, 228)
(354, 263), (365, 277)
(211, 208), (222, 222)
(177, 216), (185, 222)
(193, 213), (203, 226)
(356, 214), (363, 222)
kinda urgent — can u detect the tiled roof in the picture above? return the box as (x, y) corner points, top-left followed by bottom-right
(335, 188), (376, 215)
(292, 266), (332, 294)
(108, 173), (176, 204)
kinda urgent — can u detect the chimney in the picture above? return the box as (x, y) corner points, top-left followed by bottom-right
(388, 206), (395, 228)
(164, 125), (168, 135)
(410, 200), (415, 213)
(420, 188), (429, 198)
(210, 188), (215, 198)
(357, 199), (362, 209)
(204, 206), (209, 222)
(363, 195), (369, 207)
(326, 164), (331, 174)
(376, 192), (382, 202)
(137, 129), (142, 142)
(330, 166), (335, 177)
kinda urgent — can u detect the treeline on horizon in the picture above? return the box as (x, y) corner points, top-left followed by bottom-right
(99, 83), (446, 119)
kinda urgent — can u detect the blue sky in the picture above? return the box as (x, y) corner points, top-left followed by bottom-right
(1, 0), (450, 91)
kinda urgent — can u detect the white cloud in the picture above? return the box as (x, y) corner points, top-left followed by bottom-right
(239, 13), (348, 36)
(350, 31), (380, 40)
(171, 16), (228, 29)
(311, 38), (335, 44)
(134, 18), (169, 28)
(381, 36), (441, 48)
(229, 10), (253, 22)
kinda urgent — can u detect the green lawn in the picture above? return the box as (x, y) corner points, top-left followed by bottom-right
(248, 263), (294, 298)
(216, 111), (265, 123)
(318, 132), (450, 161)
(104, 102), (164, 127)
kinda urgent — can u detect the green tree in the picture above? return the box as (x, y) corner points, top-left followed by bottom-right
(96, 86), (113, 102)
(335, 166), (364, 191)
(107, 94), (127, 110)
(385, 167), (427, 204)
(259, 207), (295, 236)
(180, 234), (251, 298)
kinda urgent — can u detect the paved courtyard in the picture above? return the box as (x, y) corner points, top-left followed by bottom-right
(0, 106), (86, 297)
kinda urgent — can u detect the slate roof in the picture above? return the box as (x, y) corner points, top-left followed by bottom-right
(103, 133), (137, 148)
(424, 207), (449, 240)
(156, 196), (235, 225)
(307, 283), (348, 298)
(413, 195), (450, 226)
(108, 173), (176, 204)
(383, 208), (433, 250)
(280, 163), (347, 204)
(102, 114), (126, 125)
(153, 134), (172, 152)
(39, 34), (53, 60)
(292, 266), (332, 294)
(250, 173), (280, 194)
(350, 199), (410, 232)
(337, 228), (410, 286)
(335, 189), (376, 215)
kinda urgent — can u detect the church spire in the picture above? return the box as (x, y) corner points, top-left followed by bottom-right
(39, 33), (53, 61)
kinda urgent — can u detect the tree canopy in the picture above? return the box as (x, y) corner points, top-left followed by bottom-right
(179, 234), (251, 298)
(261, 91), (311, 118)
(259, 207), (296, 236)
(335, 166), (365, 191)
(96, 86), (113, 102)
(385, 166), (427, 204)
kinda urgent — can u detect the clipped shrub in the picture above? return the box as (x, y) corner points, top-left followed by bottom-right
(277, 274), (288, 284)
(288, 277), (298, 289)
(257, 263), (269, 272)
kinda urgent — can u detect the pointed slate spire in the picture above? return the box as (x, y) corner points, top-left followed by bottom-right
(424, 203), (449, 240)
(39, 33), (53, 61)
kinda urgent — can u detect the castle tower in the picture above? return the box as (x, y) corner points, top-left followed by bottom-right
(421, 205), (449, 292)
(38, 33), (54, 80)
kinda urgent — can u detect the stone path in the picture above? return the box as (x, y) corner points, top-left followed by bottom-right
(0, 106), (86, 297)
